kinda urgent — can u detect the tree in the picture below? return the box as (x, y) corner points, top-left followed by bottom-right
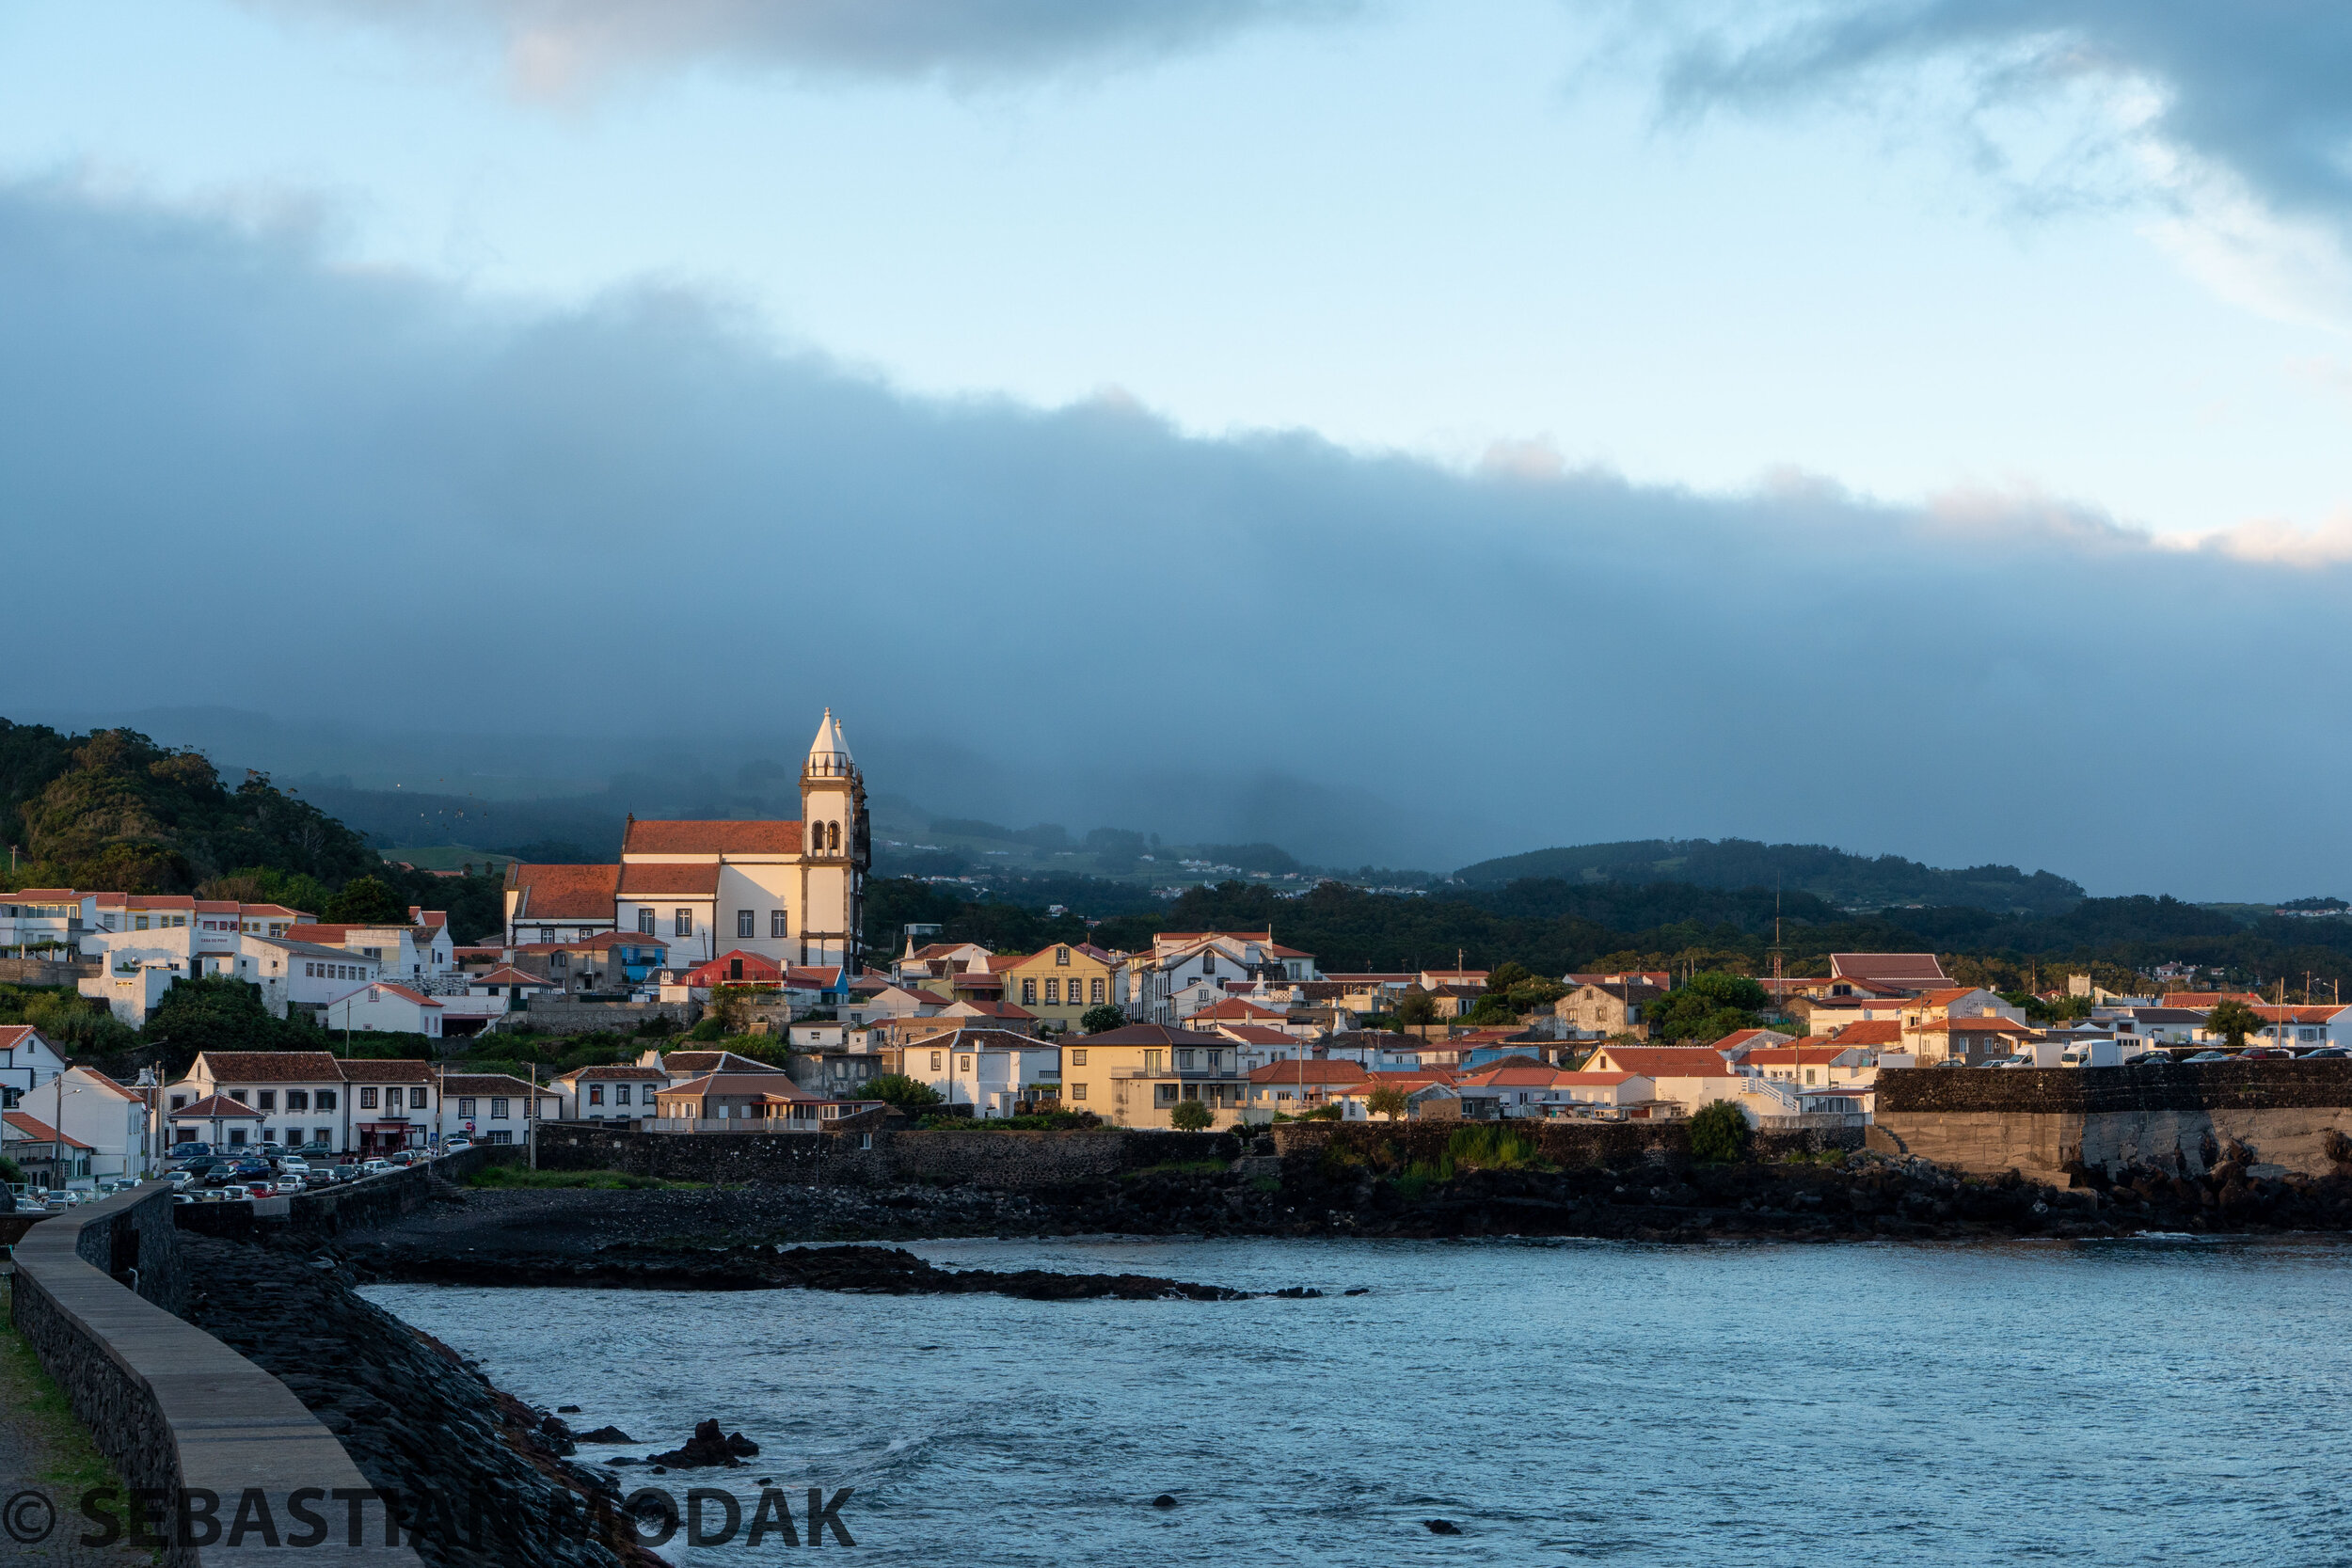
(1648, 971), (1770, 1045)
(144, 975), (299, 1058)
(1169, 1099), (1214, 1131)
(324, 875), (410, 925)
(1078, 1004), (1126, 1035)
(2205, 998), (2265, 1049)
(1689, 1100), (1751, 1163)
(866, 1073), (944, 1111)
(1505, 977), (1568, 1012)
(1486, 960), (1533, 994)
(1395, 991), (1438, 1026)
(1366, 1083), (1410, 1121)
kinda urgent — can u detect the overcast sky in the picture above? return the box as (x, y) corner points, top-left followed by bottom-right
(4, 1), (2351, 895)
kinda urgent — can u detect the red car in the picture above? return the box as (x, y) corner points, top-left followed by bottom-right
(246, 1182), (275, 1198)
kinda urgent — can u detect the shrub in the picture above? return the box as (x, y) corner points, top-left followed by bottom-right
(687, 1016), (723, 1041)
(1169, 1099), (1214, 1132)
(1689, 1100), (1752, 1163)
(1078, 1004), (1126, 1035)
(866, 1073), (944, 1111)
(0, 1154), (24, 1185)
(1366, 1084), (1410, 1121)
(1445, 1124), (1538, 1171)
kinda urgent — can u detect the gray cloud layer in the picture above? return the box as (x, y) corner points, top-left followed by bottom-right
(255, 0), (1354, 86)
(1651, 2), (2352, 229)
(4, 182), (2349, 896)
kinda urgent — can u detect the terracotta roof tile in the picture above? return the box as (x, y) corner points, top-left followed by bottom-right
(624, 819), (803, 855)
(504, 863), (622, 920)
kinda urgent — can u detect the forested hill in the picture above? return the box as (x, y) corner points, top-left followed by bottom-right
(1452, 838), (2086, 917)
(0, 719), (504, 940)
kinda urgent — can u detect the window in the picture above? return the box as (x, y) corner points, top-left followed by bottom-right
(1044, 978), (1059, 1005)
(675, 909), (693, 937)
(1090, 978), (1104, 1006)
(959, 1055), (973, 1072)
(229, 1089), (247, 1103)
(771, 910), (788, 939)
(285, 1090), (307, 1111)
(228, 1129), (247, 1146)
(1144, 1049), (1163, 1073)
(458, 1098), (476, 1117)
(590, 1085), (604, 1105)
(1176, 1049), (1195, 1069)
(1200, 953), (1216, 975)
(930, 1052), (944, 1070)
(170, 1094), (186, 1111)
(314, 1129), (331, 1147)
(1056, 947), (1071, 967)
(1071, 1084), (1087, 1101)
(1071, 1049), (1087, 1066)
(257, 1091), (276, 1111)
(487, 1131), (513, 1145)
(1207, 1050), (1222, 1071)
(729, 958), (744, 981)
(828, 821), (841, 851)
(410, 1087), (428, 1109)
(638, 909), (656, 935)
(614, 1085), (631, 1105)
(318, 1091), (336, 1112)
(1022, 979), (1038, 1005)
(738, 910), (755, 938)
(1154, 1084), (1179, 1105)
(491, 1098), (510, 1119)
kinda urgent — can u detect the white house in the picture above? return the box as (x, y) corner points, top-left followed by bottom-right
(0, 889), (99, 958)
(168, 1052), (351, 1152)
(20, 1066), (156, 1183)
(898, 1027), (1062, 1117)
(0, 1024), (69, 1105)
(1133, 931), (1321, 1025)
(437, 1073), (558, 1146)
(553, 1064), (670, 1122)
(506, 710), (869, 970)
(324, 981), (445, 1039)
(281, 915), (457, 985)
(3, 1109), (96, 1189)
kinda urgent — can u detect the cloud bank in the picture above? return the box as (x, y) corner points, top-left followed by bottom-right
(252, 0), (1355, 89)
(3, 181), (2350, 896)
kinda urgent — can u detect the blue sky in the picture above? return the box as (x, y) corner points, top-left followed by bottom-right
(4, 0), (2352, 893)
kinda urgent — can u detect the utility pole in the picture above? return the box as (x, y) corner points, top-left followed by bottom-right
(528, 1061), (538, 1172)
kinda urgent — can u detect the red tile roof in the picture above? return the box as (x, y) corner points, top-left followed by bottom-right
(1829, 1020), (1903, 1046)
(618, 863), (722, 895)
(503, 863), (622, 920)
(624, 819), (803, 855)
(1213, 1024), (1297, 1045)
(160, 1095), (262, 1122)
(1908, 1016), (2036, 1035)
(190, 1051), (348, 1084)
(1189, 998), (1286, 1021)
(4, 1109), (95, 1146)
(1587, 1048), (1745, 1081)
(1247, 1059), (1371, 1085)
(472, 967), (548, 987)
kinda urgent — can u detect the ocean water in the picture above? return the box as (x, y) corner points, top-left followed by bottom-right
(361, 1235), (2352, 1566)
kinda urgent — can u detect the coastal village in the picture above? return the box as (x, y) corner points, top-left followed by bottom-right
(2, 711), (2344, 1192)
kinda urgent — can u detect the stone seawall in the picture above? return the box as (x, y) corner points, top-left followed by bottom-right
(1872, 1062), (2352, 1179)
(532, 1122), (1239, 1187)
(11, 1182), (419, 1565)
(1269, 1117), (1861, 1169)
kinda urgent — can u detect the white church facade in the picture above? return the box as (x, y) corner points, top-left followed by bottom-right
(503, 710), (871, 970)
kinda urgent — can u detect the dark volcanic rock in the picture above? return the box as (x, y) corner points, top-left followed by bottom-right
(647, 1418), (743, 1469)
(577, 1425), (635, 1444)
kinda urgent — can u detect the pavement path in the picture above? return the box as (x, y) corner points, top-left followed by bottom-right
(0, 1274), (153, 1566)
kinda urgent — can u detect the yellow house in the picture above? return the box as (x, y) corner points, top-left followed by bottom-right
(1057, 1023), (1248, 1129)
(1001, 942), (1126, 1035)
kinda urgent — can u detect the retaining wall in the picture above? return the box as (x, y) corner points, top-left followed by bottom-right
(1270, 1117), (1862, 1168)
(531, 1122), (1240, 1187)
(510, 1000), (694, 1035)
(10, 1182), (419, 1565)
(0, 957), (92, 985)
(1871, 1062), (2352, 1179)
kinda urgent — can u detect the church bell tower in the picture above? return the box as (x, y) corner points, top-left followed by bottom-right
(799, 709), (868, 968)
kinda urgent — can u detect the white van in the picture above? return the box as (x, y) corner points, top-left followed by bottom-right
(2058, 1039), (2123, 1068)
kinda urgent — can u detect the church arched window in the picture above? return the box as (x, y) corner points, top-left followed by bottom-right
(828, 821), (841, 851)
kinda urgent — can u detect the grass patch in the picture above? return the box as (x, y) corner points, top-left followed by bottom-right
(463, 1166), (698, 1191)
(0, 1278), (141, 1521)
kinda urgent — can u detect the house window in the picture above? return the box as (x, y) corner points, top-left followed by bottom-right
(1044, 979), (1060, 1005)
(228, 1129), (246, 1146)
(1022, 979), (1038, 1005)
(1176, 1049), (1195, 1069)
(537, 927), (554, 942)
(487, 1131), (512, 1145)
(1154, 1084), (1179, 1105)
(1057, 947), (1071, 966)
(1144, 1050), (1163, 1073)
(285, 1090), (308, 1111)
(738, 910), (755, 938)
(257, 1091), (276, 1111)
(638, 909), (656, 935)
(170, 1095), (186, 1111)
(459, 1098), (476, 1117)
(959, 1056), (973, 1072)
(675, 910), (693, 937)
(491, 1098), (509, 1119)
(410, 1087), (427, 1109)
(229, 1090), (247, 1103)
(1071, 1050), (1087, 1066)
(614, 1085), (631, 1105)
(318, 1091), (336, 1111)
(771, 910), (788, 939)
(314, 1128), (331, 1146)
(1072, 1084), (1087, 1101)
(729, 958), (744, 981)
(361, 1086), (379, 1109)
(1090, 978), (1104, 1005)
(590, 1085), (605, 1105)
(1200, 954), (1216, 975)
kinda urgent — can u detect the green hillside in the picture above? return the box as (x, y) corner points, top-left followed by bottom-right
(1452, 838), (2085, 917)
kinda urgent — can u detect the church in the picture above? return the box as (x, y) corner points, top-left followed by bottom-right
(501, 710), (870, 970)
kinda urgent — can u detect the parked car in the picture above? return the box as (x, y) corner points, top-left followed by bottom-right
(2182, 1050), (2233, 1063)
(329, 1164), (363, 1183)
(167, 1142), (212, 1159)
(301, 1169), (333, 1188)
(230, 1160), (272, 1180)
(246, 1182), (275, 1198)
(2236, 1047), (2296, 1061)
(358, 1158), (394, 1176)
(273, 1177), (305, 1195)
(2122, 1052), (2172, 1067)
(278, 1157), (310, 1175)
(255, 1142), (286, 1161)
(172, 1193), (197, 1206)
(442, 1137), (472, 1153)
(2299, 1047), (2352, 1059)
(1979, 1055), (2030, 1069)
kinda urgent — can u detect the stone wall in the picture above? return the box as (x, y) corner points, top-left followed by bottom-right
(0, 956), (92, 985)
(1271, 1117), (1862, 1168)
(1872, 1062), (2352, 1179)
(511, 999), (694, 1035)
(531, 1122), (1241, 1187)
(11, 1182), (419, 1565)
